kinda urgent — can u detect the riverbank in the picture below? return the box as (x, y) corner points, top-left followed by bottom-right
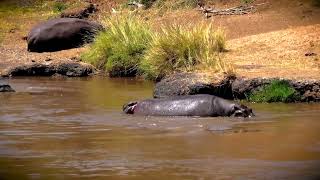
(0, 0), (319, 101)
(154, 73), (320, 102)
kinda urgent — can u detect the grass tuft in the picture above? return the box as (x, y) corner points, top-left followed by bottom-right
(53, 1), (67, 12)
(248, 80), (300, 103)
(81, 15), (153, 77)
(154, 0), (198, 10)
(140, 24), (227, 80)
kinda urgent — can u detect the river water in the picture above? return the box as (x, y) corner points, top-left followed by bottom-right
(0, 77), (320, 180)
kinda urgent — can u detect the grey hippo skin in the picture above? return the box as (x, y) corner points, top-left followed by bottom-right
(123, 95), (254, 118)
(27, 18), (103, 52)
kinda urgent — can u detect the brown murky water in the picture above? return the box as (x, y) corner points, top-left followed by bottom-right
(0, 77), (320, 180)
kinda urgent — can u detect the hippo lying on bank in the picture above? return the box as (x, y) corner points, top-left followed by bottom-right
(27, 18), (103, 52)
(123, 95), (254, 118)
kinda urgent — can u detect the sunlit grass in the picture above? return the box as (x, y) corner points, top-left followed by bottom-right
(81, 15), (153, 77)
(140, 24), (228, 80)
(248, 80), (300, 103)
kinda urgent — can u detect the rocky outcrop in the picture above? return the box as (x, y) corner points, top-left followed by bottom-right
(154, 73), (320, 102)
(153, 73), (235, 99)
(289, 80), (320, 102)
(0, 84), (15, 92)
(3, 61), (94, 77)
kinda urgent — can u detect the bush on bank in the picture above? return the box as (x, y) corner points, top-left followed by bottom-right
(81, 15), (153, 77)
(140, 24), (226, 80)
(248, 80), (300, 103)
(82, 15), (228, 80)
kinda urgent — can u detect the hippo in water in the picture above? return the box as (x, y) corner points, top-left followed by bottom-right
(123, 95), (254, 118)
(27, 18), (103, 52)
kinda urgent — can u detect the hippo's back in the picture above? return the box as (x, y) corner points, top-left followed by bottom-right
(134, 95), (216, 116)
(27, 18), (103, 52)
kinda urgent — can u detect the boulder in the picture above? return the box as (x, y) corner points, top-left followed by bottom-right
(153, 73), (235, 99)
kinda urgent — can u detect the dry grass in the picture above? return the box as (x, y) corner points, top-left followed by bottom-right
(223, 24), (320, 79)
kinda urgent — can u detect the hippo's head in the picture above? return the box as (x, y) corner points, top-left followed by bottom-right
(232, 104), (255, 118)
(123, 101), (138, 114)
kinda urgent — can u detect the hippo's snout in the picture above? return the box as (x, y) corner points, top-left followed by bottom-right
(123, 101), (138, 114)
(233, 104), (255, 118)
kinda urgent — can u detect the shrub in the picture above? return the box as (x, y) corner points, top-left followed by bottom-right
(140, 24), (227, 80)
(248, 80), (300, 103)
(81, 15), (153, 77)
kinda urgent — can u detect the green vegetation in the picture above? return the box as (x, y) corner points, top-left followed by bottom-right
(53, 1), (67, 12)
(140, 24), (226, 80)
(81, 15), (153, 77)
(82, 14), (229, 80)
(248, 80), (300, 103)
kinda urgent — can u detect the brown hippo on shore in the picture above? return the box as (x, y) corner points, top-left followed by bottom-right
(27, 18), (103, 52)
(123, 95), (254, 118)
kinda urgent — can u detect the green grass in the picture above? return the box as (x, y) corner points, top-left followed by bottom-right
(82, 15), (229, 80)
(248, 80), (300, 103)
(140, 24), (226, 80)
(81, 15), (153, 77)
(53, 1), (67, 12)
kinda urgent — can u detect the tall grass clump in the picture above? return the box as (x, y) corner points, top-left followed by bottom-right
(249, 80), (300, 103)
(140, 24), (227, 80)
(81, 15), (153, 77)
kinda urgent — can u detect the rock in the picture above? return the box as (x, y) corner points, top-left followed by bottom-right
(290, 80), (320, 102)
(153, 73), (320, 102)
(56, 62), (94, 77)
(153, 72), (235, 99)
(305, 52), (317, 56)
(61, 3), (98, 19)
(231, 78), (274, 99)
(4, 61), (94, 77)
(0, 84), (15, 92)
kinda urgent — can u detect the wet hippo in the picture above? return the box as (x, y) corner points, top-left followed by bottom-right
(27, 18), (103, 52)
(123, 95), (254, 118)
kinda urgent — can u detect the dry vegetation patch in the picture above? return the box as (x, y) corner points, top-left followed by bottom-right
(223, 24), (320, 80)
